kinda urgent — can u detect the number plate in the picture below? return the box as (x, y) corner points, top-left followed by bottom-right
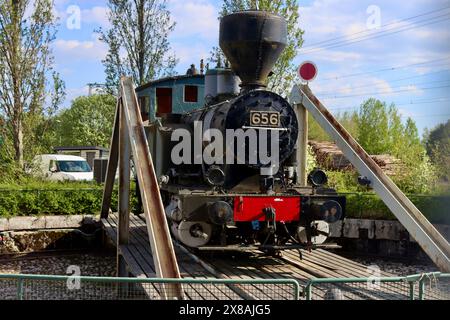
(250, 111), (280, 127)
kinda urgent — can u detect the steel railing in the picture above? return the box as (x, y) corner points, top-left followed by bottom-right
(1, 272), (449, 300)
(303, 272), (450, 300)
(0, 273), (301, 300)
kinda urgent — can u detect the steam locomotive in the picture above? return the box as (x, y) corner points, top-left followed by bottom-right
(146, 11), (346, 251)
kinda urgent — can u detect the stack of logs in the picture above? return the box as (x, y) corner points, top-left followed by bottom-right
(309, 140), (404, 176)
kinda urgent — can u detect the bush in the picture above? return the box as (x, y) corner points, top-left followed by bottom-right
(0, 179), (138, 217)
(342, 192), (450, 224)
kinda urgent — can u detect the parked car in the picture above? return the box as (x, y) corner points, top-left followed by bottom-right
(28, 154), (94, 181)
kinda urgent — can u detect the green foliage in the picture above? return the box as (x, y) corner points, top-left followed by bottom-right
(52, 94), (116, 148)
(98, 0), (178, 92)
(357, 99), (425, 162)
(393, 152), (438, 194)
(0, 179), (139, 217)
(357, 99), (391, 154)
(425, 120), (450, 183)
(308, 98), (438, 194)
(0, 0), (65, 167)
(218, 0), (304, 96)
(307, 113), (329, 142)
(357, 99), (437, 193)
(342, 192), (450, 224)
(308, 111), (359, 142)
(326, 171), (362, 192)
(306, 145), (318, 173)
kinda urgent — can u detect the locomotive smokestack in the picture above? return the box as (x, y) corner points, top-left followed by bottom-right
(219, 10), (287, 92)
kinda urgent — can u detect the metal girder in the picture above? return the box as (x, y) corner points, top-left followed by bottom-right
(100, 99), (120, 219)
(118, 103), (131, 279)
(119, 77), (183, 299)
(101, 77), (183, 299)
(290, 84), (450, 272)
(293, 102), (308, 186)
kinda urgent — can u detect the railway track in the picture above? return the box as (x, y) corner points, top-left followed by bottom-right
(101, 212), (424, 300)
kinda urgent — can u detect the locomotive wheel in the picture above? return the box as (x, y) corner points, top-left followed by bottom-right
(172, 221), (213, 248)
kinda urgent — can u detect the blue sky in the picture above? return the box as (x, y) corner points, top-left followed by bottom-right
(52, 0), (450, 135)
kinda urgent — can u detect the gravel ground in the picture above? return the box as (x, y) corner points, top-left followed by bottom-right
(0, 250), (439, 278)
(0, 251), (116, 277)
(350, 256), (439, 276)
(0, 251), (119, 300)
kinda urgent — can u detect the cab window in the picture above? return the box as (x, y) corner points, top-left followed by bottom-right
(184, 85), (198, 103)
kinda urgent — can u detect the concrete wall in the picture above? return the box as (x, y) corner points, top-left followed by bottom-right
(0, 215), (96, 231)
(329, 218), (450, 242)
(0, 215), (101, 254)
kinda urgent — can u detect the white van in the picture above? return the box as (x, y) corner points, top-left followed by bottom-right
(29, 154), (94, 181)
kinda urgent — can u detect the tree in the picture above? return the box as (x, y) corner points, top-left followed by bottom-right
(425, 120), (450, 182)
(216, 0), (304, 96)
(0, 0), (65, 168)
(356, 98), (437, 192)
(308, 110), (358, 142)
(99, 0), (178, 92)
(53, 95), (117, 148)
(357, 99), (426, 158)
(357, 99), (390, 155)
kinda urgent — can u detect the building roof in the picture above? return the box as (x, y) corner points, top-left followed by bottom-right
(136, 74), (205, 92)
(38, 154), (88, 161)
(54, 146), (109, 152)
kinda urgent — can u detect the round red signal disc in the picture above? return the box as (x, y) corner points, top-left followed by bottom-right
(298, 61), (318, 82)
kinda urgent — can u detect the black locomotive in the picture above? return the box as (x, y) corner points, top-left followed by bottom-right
(146, 11), (345, 251)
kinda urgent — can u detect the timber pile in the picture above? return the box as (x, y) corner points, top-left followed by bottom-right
(309, 141), (403, 175)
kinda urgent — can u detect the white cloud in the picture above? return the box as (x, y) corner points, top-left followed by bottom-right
(53, 33), (108, 61)
(304, 49), (363, 62)
(169, 0), (219, 40)
(62, 86), (90, 108)
(398, 108), (418, 118)
(397, 84), (424, 95)
(172, 42), (211, 67)
(81, 6), (110, 28)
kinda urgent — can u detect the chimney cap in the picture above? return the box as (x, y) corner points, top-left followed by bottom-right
(219, 10), (287, 91)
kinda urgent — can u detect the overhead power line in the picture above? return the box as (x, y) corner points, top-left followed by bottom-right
(321, 84), (450, 100)
(315, 57), (450, 82)
(318, 79), (450, 97)
(301, 9), (450, 53)
(314, 69), (450, 95)
(302, 5), (450, 48)
(334, 112), (450, 119)
(301, 15), (450, 54)
(328, 97), (450, 112)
